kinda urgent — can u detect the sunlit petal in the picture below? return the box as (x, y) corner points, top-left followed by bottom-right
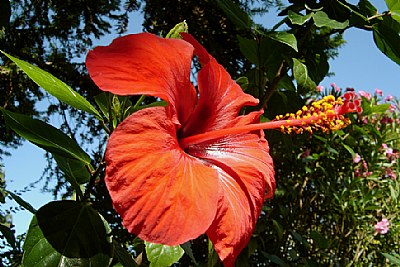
(86, 33), (197, 125)
(105, 107), (219, 245)
(188, 120), (275, 265)
(180, 33), (259, 138)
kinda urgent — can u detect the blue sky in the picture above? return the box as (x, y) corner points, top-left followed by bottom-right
(3, 1), (399, 235)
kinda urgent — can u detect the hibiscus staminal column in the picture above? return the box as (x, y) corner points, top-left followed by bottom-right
(180, 92), (362, 149)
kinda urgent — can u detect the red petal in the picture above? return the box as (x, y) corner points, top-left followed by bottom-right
(86, 33), (197, 126)
(187, 121), (275, 266)
(105, 107), (219, 245)
(180, 34), (259, 137)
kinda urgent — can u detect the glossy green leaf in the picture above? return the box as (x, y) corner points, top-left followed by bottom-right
(145, 242), (184, 267)
(1, 51), (102, 120)
(292, 58), (316, 89)
(53, 154), (91, 185)
(373, 17), (400, 64)
(268, 32), (298, 52)
(312, 11), (349, 29)
(288, 11), (312, 25)
(386, 0), (400, 24)
(53, 155), (89, 199)
(1, 108), (91, 164)
(94, 92), (111, 118)
(386, 0), (400, 12)
(6, 190), (36, 214)
(22, 201), (113, 267)
(382, 253), (400, 265)
(358, 0), (378, 17)
(215, 0), (253, 29)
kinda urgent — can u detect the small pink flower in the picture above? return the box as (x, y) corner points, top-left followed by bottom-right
(385, 95), (393, 101)
(386, 168), (396, 180)
(380, 116), (393, 124)
(374, 88), (383, 96)
(359, 91), (371, 100)
(382, 144), (397, 160)
(316, 85), (324, 92)
(389, 104), (396, 112)
(375, 218), (390, 234)
(353, 153), (361, 163)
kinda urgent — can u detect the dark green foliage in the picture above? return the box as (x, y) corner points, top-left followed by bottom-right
(0, 0), (140, 158)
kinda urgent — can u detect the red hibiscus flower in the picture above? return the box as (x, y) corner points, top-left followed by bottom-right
(86, 32), (360, 266)
(86, 32), (275, 266)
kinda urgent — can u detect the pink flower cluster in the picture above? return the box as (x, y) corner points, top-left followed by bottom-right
(374, 218), (390, 234)
(353, 156), (372, 178)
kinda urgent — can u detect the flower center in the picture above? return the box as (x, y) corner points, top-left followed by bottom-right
(179, 93), (362, 149)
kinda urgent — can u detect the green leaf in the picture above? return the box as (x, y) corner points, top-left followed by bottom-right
(1, 108), (91, 164)
(145, 242), (184, 267)
(166, 21), (188, 39)
(371, 103), (390, 113)
(386, 0), (400, 12)
(94, 92), (111, 119)
(53, 155), (90, 199)
(0, 222), (16, 248)
(113, 241), (139, 267)
(272, 219), (283, 240)
(373, 17), (400, 64)
(342, 144), (355, 157)
(53, 155), (91, 185)
(288, 11), (312, 25)
(312, 11), (349, 29)
(180, 242), (197, 265)
(262, 253), (287, 267)
(292, 58), (316, 89)
(291, 231), (309, 250)
(22, 201), (113, 267)
(310, 231), (329, 249)
(268, 32), (298, 52)
(358, 0), (378, 17)
(238, 36), (259, 65)
(215, 0), (253, 29)
(386, 0), (400, 24)
(306, 53), (329, 84)
(236, 76), (249, 91)
(1, 51), (102, 120)
(259, 37), (288, 80)
(382, 252), (400, 266)
(6, 190), (36, 214)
